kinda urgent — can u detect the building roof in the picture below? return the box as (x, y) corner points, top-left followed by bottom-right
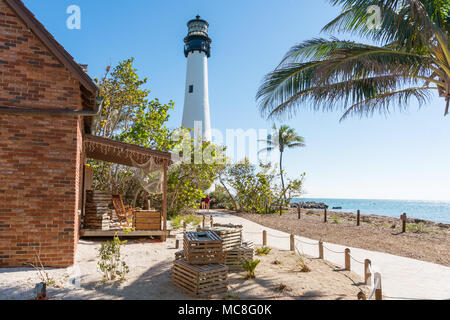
(84, 134), (173, 168)
(4, 0), (98, 95)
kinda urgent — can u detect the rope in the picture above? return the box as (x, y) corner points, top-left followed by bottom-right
(294, 238), (318, 246)
(323, 245), (346, 254)
(267, 233), (290, 239)
(349, 254), (365, 265)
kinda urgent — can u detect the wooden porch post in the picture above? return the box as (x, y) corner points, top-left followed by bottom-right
(162, 159), (168, 242)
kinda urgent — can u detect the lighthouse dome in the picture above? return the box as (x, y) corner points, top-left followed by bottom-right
(184, 15), (212, 58)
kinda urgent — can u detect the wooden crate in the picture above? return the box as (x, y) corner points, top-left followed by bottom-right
(242, 241), (254, 249)
(198, 225), (242, 251)
(172, 260), (228, 298)
(184, 231), (223, 265)
(224, 246), (254, 271)
(134, 210), (161, 231)
(84, 191), (112, 230)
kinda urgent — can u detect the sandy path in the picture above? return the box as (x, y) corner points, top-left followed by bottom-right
(204, 210), (450, 300)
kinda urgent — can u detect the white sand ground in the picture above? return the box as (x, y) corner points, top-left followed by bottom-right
(1, 210), (447, 300)
(0, 219), (366, 300)
(205, 210), (450, 300)
(0, 239), (190, 300)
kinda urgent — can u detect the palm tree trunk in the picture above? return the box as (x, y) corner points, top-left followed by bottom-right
(280, 151), (286, 203)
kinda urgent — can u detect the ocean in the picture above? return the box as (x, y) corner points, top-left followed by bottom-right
(292, 198), (450, 223)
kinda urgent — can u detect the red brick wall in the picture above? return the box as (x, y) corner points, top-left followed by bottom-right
(0, 0), (84, 267)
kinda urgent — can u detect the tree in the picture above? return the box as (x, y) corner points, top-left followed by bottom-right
(259, 125), (305, 201)
(90, 58), (177, 205)
(167, 139), (225, 216)
(221, 159), (305, 213)
(257, 0), (450, 121)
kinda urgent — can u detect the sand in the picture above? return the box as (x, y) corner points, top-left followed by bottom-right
(0, 227), (367, 300)
(234, 209), (450, 266)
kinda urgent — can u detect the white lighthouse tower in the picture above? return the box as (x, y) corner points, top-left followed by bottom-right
(182, 16), (212, 141)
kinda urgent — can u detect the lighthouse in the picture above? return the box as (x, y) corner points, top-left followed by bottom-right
(182, 16), (212, 141)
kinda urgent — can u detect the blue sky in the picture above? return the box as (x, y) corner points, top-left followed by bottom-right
(23, 0), (450, 201)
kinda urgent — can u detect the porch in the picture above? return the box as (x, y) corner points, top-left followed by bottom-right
(81, 134), (173, 240)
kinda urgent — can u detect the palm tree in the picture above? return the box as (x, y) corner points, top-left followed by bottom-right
(256, 0), (449, 121)
(259, 125), (306, 202)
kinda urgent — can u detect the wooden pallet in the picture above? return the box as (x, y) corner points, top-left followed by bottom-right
(224, 246), (254, 271)
(134, 210), (161, 231)
(242, 241), (254, 249)
(84, 191), (112, 230)
(184, 231), (223, 265)
(172, 260), (228, 298)
(198, 225), (242, 251)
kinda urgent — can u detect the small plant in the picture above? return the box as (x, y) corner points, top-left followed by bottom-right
(170, 214), (203, 230)
(296, 253), (311, 273)
(275, 283), (292, 293)
(272, 259), (282, 265)
(406, 222), (427, 233)
(170, 215), (183, 229)
(241, 259), (260, 279)
(330, 216), (341, 224)
(29, 251), (57, 287)
(255, 246), (271, 256)
(98, 234), (130, 283)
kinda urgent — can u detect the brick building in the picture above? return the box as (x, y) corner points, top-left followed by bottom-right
(0, 0), (170, 268)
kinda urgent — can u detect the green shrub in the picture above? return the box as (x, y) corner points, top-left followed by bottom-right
(330, 216), (341, 224)
(255, 247), (271, 256)
(241, 260), (260, 279)
(170, 214), (202, 230)
(406, 222), (427, 233)
(98, 235), (130, 283)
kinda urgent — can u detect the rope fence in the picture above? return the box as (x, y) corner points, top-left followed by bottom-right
(246, 228), (384, 300)
(199, 213), (441, 300)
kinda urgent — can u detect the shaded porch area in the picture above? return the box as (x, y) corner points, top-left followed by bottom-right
(81, 134), (172, 240)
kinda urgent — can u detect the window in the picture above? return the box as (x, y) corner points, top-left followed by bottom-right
(189, 85), (194, 93)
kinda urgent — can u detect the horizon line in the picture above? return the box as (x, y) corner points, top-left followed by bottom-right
(294, 196), (450, 202)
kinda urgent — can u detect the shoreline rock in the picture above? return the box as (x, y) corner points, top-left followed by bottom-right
(291, 201), (329, 210)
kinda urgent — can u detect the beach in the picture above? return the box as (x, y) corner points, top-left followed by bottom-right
(0, 234), (367, 300)
(233, 209), (450, 267)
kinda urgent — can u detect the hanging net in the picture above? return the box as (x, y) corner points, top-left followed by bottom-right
(130, 156), (164, 194)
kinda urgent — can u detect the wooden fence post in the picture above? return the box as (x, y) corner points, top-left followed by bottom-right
(319, 241), (324, 259)
(175, 239), (180, 249)
(357, 210), (361, 226)
(401, 213), (407, 233)
(324, 209), (328, 223)
(183, 221), (187, 232)
(374, 273), (383, 300)
(279, 205), (283, 216)
(263, 230), (267, 246)
(298, 207), (301, 220)
(290, 235), (295, 252)
(345, 248), (351, 271)
(210, 215), (214, 227)
(364, 259), (372, 285)
(202, 216), (206, 228)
